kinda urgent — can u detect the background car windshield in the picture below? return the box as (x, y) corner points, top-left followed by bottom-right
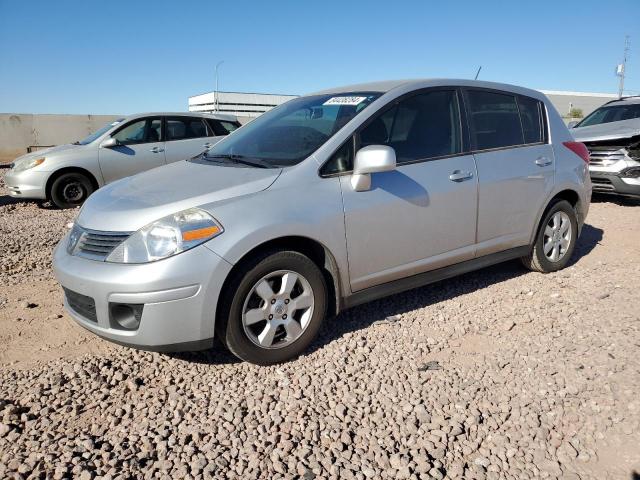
(577, 104), (640, 127)
(205, 92), (381, 166)
(77, 118), (124, 145)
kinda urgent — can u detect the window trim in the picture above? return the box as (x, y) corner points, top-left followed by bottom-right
(460, 87), (549, 155)
(110, 116), (163, 145)
(319, 87), (466, 178)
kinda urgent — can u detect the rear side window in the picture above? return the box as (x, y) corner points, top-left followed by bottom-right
(517, 96), (543, 144)
(359, 90), (462, 163)
(467, 90), (523, 150)
(166, 117), (209, 141)
(208, 119), (240, 136)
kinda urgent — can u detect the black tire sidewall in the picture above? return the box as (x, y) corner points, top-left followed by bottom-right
(534, 200), (578, 272)
(50, 173), (93, 209)
(221, 251), (327, 365)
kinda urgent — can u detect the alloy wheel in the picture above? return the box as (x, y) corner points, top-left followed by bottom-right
(241, 270), (314, 349)
(543, 211), (572, 262)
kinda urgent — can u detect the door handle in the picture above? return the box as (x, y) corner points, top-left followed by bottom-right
(535, 156), (552, 167)
(150, 146), (164, 153)
(449, 170), (473, 182)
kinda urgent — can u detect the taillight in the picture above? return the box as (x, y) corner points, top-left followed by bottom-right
(563, 141), (590, 164)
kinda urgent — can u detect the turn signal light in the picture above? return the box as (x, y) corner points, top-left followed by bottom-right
(182, 225), (221, 242)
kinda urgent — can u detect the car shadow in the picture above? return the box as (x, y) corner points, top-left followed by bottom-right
(568, 223), (603, 267)
(166, 220), (603, 365)
(308, 221), (604, 355)
(165, 339), (241, 365)
(592, 192), (640, 207)
(0, 195), (55, 209)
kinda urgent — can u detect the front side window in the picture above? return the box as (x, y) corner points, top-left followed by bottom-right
(113, 118), (162, 145)
(360, 90), (462, 163)
(467, 90), (524, 150)
(203, 92), (381, 167)
(577, 103), (640, 127)
(166, 117), (208, 141)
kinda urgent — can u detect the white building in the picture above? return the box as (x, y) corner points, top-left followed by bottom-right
(538, 90), (618, 119)
(188, 91), (298, 121)
(188, 88), (618, 123)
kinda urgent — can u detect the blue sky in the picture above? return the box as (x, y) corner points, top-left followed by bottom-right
(0, 0), (638, 114)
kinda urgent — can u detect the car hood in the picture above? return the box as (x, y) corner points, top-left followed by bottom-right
(12, 143), (82, 165)
(76, 160), (282, 232)
(571, 118), (640, 142)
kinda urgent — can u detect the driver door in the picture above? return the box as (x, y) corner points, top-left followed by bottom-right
(337, 89), (478, 291)
(98, 116), (166, 184)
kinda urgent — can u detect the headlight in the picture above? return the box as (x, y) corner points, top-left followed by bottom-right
(67, 223), (84, 254)
(12, 157), (45, 173)
(105, 208), (223, 263)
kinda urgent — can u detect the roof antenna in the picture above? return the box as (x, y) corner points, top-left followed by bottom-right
(474, 66), (482, 80)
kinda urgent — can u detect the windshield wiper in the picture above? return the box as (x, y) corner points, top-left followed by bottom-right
(204, 153), (271, 169)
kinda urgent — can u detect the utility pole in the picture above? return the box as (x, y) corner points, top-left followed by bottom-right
(617, 35), (630, 99)
(215, 60), (224, 112)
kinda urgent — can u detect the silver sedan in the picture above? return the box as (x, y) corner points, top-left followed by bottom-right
(4, 112), (240, 208)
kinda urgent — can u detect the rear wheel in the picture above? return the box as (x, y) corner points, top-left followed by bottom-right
(50, 172), (94, 209)
(521, 199), (577, 273)
(217, 250), (327, 365)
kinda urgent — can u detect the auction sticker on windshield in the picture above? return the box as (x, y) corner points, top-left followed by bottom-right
(323, 96), (368, 106)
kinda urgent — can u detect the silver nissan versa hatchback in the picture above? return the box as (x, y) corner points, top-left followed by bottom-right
(53, 79), (592, 365)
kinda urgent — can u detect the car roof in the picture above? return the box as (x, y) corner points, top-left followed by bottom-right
(123, 112), (239, 122)
(310, 78), (548, 102)
(602, 96), (640, 106)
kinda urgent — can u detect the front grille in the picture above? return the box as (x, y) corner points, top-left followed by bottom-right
(591, 177), (615, 191)
(585, 145), (628, 166)
(76, 230), (130, 261)
(64, 288), (97, 323)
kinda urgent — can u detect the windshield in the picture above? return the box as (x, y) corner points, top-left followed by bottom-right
(577, 103), (640, 127)
(203, 92), (382, 167)
(76, 118), (125, 145)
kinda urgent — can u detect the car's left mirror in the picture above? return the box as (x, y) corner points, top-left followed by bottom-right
(100, 137), (118, 148)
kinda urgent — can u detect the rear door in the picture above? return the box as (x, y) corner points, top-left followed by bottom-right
(164, 116), (216, 163)
(98, 116), (166, 184)
(464, 89), (554, 256)
(335, 89), (479, 291)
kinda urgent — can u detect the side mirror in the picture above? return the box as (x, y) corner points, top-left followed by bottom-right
(100, 137), (118, 148)
(567, 121), (579, 129)
(351, 145), (396, 192)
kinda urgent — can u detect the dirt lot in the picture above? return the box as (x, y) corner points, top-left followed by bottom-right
(1, 174), (639, 480)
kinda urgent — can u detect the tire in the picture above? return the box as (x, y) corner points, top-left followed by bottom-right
(217, 250), (327, 365)
(521, 199), (578, 273)
(50, 172), (94, 209)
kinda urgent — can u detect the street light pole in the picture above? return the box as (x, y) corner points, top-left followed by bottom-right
(215, 61), (224, 112)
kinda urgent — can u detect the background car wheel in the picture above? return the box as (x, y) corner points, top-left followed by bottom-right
(521, 199), (578, 273)
(217, 250), (327, 365)
(50, 172), (94, 209)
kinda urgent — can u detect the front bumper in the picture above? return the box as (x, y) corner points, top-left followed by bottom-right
(3, 168), (48, 200)
(590, 171), (640, 197)
(53, 238), (233, 351)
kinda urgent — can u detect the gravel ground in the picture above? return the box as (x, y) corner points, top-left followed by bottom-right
(1, 174), (639, 480)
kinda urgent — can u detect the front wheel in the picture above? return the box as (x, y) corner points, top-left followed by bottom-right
(217, 250), (327, 365)
(521, 199), (578, 273)
(50, 172), (94, 209)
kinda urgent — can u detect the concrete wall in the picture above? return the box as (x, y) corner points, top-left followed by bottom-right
(0, 113), (122, 164)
